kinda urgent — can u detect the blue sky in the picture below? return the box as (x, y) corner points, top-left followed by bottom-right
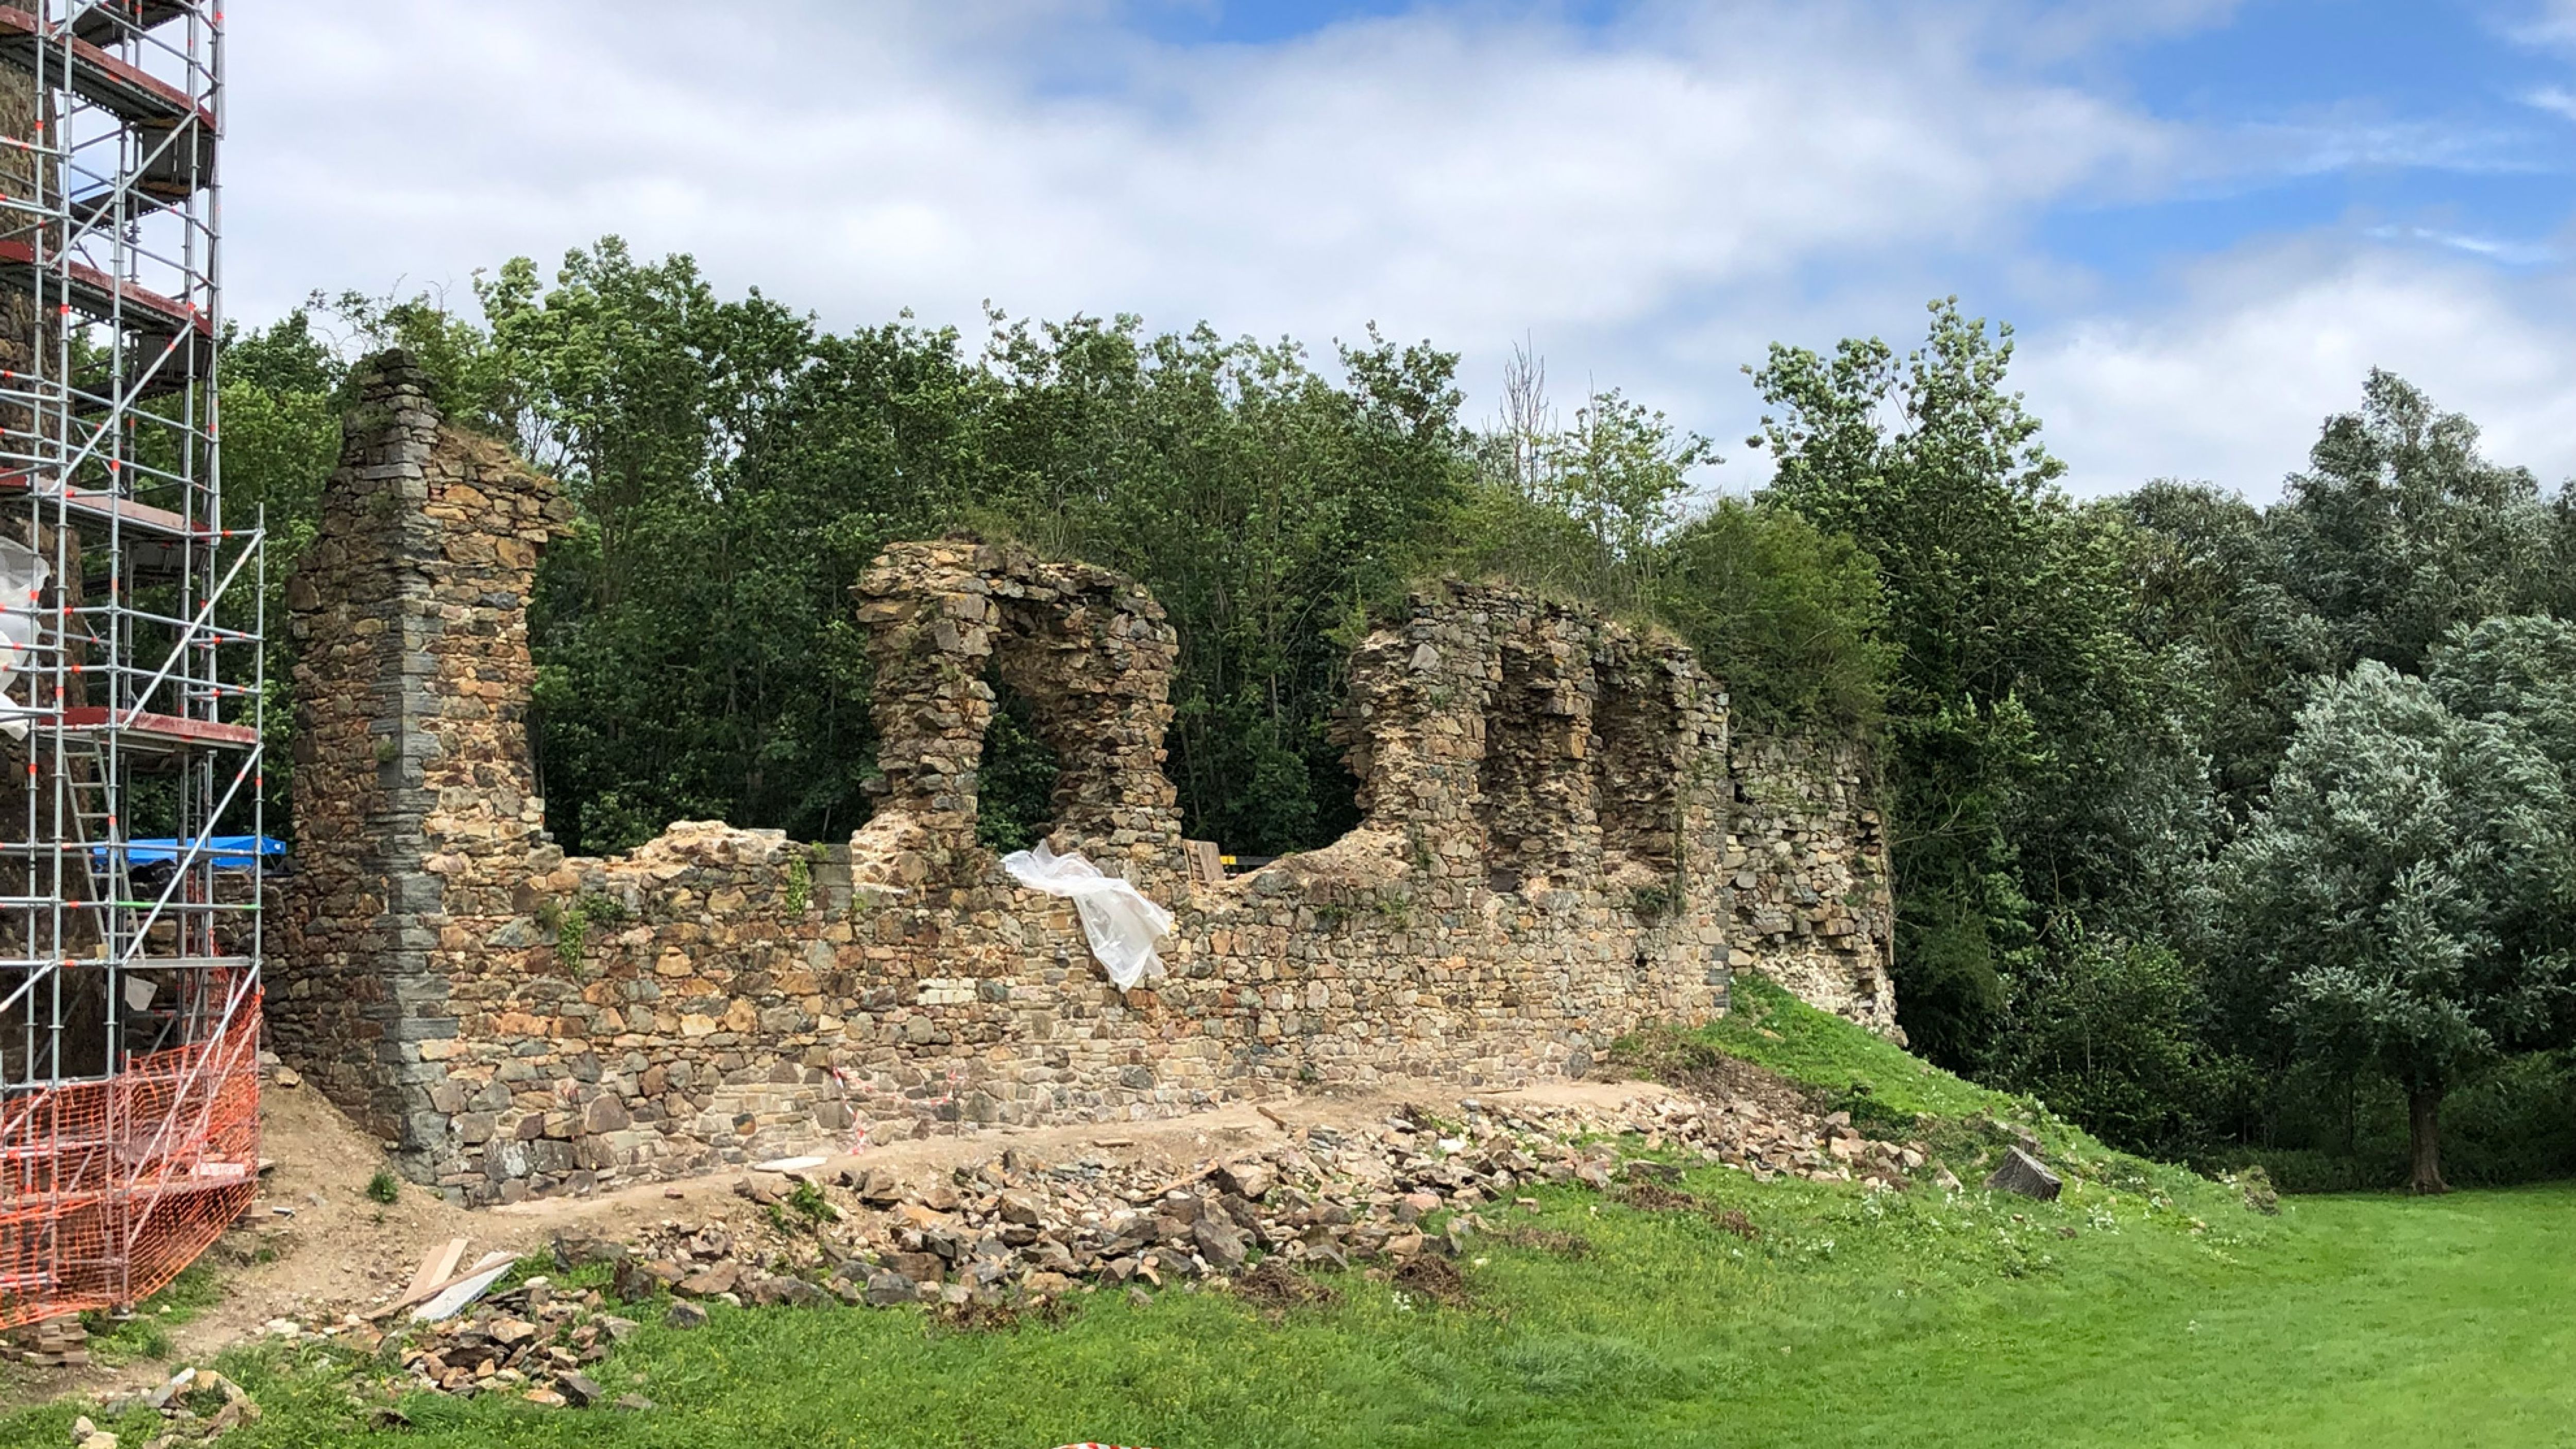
(229, 0), (2576, 497)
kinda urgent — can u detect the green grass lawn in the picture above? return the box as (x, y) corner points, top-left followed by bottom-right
(9, 987), (2571, 1448)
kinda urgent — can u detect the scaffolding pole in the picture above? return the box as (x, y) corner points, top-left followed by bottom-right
(0, 0), (257, 1331)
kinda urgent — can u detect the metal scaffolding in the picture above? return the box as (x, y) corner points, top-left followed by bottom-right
(0, 1), (260, 1331)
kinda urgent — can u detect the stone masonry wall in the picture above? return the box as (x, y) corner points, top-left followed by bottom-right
(1724, 729), (1899, 1034)
(270, 353), (575, 1156)
(274, 365), (1895, 1204)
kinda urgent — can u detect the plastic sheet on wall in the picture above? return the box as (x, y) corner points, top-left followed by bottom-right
(0, 538), (49, 740)
(1000, 842), (1172, 991)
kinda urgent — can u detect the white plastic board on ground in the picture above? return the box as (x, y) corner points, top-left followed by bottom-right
(411, 1253), (517, 1322)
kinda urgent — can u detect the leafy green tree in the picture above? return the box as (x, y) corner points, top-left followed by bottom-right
(473, 243), (843, 850)
(216, 312), (350, 824)
(2273, 370), (2555, 676)
(2218, 660), (2576, 1192)
(1653, 498), (1889, 731)
(2110, 480), (2319, 814)
(1996, 935), (2234, 1160)
(1749, 298), (2195, 1067)
(1453, 347), (1717, 617)
(975, 316), (1470, 854)
(1449, 348), (1889, 735)
(2428, 614), (2576, 781)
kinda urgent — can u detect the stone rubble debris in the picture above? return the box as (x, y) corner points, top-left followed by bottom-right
(310, 1275), (643, 1408)
(67, 1083), (1944, 1414)
(1983, 1147), (2063, 1202)
(607, 1090), (1928, 1318)
(359, 1084), (1926, 1412)
(90, 1368), (260, 1448)
(5, 1315), (89, 1367)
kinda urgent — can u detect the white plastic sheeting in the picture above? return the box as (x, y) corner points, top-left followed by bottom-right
(0, 539), (47, 741)
(1001, 841), (1172, 991)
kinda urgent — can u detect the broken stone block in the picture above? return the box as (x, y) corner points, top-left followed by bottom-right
(1192, 1216), (1248, 1273)
(1983, 1147), (2061, 1201)
(1214, 1161), (1273, 1200)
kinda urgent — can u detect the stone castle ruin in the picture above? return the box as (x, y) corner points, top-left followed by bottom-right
(271, 353), (1896, 1205)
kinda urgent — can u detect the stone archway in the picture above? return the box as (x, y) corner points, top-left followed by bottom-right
(847, 539), (1187, 893)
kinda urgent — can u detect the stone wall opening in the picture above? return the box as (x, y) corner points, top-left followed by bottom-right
(1476, 637), (1551, 892)
(975, 593), (1170, 855)
(972, 671), (1063, 852)
(1594, 658), (1682, 885)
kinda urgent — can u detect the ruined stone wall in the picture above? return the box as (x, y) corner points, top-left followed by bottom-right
(269, 353), (574, 1160)
(1724, 728), (1897, 1033)
(275, 372), (1894, 1204)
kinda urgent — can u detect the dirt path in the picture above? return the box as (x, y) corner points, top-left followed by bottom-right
(18, 1069), (1684, 1407)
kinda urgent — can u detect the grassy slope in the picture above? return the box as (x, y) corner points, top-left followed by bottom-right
(1683, 972), (2012, 1120)
(6, 986), (2571, 1449)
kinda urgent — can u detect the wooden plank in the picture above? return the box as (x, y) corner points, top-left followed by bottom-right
(57, 708), (260, 748)
(401, 1237), (467, 1307)
(1136, 1163), (1216, 1204)
(374, 1249), (513, 1322)
(1181, 839), (1226, 886)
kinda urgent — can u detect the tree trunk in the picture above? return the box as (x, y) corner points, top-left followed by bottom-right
(2408, 1085), (2449, 1196)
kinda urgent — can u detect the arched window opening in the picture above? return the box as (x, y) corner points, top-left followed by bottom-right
(974, 670), (1064, 853)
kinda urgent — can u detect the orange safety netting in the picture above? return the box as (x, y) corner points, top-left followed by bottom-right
(0, 987), (260, 1331)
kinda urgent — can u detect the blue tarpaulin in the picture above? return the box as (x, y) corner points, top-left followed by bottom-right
(92, 836), (286, 870)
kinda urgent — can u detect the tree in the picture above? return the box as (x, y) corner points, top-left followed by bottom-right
(2111, 480), (2319, 813)
(1653, 498), (1891, 731)
(1748, 298), (2194, 1068)
(1454, 346), (1717, 617)
(2273, 370), (2555, 677)
(2428, 614), (2576, 783)
(1995, 934), (2232, 1160)
(974, 316), (1472, 854)
(482, 243), (844, 850)
(215, 311), (352, 827)
(2217, 660), (2576, 1191)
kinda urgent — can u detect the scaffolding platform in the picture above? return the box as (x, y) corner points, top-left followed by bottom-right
(68, 2), (192, 47)
(0, 2), (249, 1332)
(0, 7), (209, 129)
(0, 473), (199, 537)
(54, 708), (258, 752)
(0, 240), (209, 342)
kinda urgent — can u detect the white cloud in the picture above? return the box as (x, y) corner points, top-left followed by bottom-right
(2020, 241), (2576, 497)
(2529, 86), (2576, 121)
(2506, 0), (2576, 47)
(223, 1), (2173, 344)
(213, 1), (2572, 507)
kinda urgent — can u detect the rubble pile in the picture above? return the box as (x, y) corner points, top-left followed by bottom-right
(371, 1277), (651, 1409)
(88, 1368), (260, 1448)
(186, 1282), (657, 1411)
(570, 1089), (1933, 1318)
(4, 1316), (89, 1367)
(42, 1081), (1944, 1418)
